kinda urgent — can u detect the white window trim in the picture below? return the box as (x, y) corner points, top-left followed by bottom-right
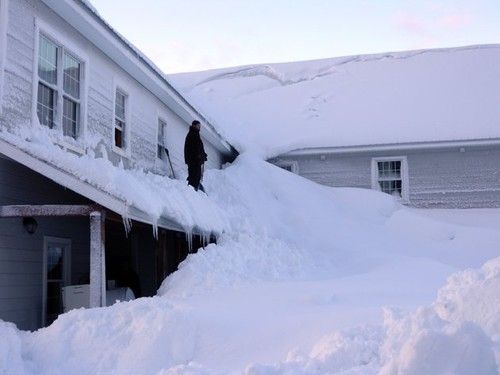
(112, 79), (132, 158)
(371, 156), (409, 203)
(42, 236), (72, 327)
(0, 0), (9, 115)
(276, 160), (299, 174)
(32, 18), (89, 152)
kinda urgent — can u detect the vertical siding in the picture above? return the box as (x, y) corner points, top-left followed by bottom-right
(0, 156), (90, 330)
(273, 145), (500, 209)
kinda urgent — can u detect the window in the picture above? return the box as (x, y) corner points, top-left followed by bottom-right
(157, 119), (167, 159)
(36, 34), (82, 139)
(114, 90), (127, 149)
(276, 160), (299, 174)
(371, 157), (408, 201)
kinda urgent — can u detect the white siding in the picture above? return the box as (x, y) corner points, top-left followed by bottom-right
(273, 145), (500, 209)
(0, 0), (223, 176)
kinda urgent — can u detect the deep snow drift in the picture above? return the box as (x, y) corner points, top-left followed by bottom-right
(170, 45), (500, 157)
(1, 154), (499, 374)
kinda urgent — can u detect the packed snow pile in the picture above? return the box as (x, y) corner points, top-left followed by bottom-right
(0, 152), (499, 374)
(170, 44), (500, 157)
(0, 126), (227, 235)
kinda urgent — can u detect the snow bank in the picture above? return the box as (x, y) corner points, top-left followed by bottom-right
(170, 45), (500, 157)
(243, 257), (500, 375)
(0, 145), (498, 374)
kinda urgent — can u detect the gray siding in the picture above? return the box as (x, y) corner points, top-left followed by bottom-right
(273, 145), (500, 209)
(0, 0), (223, 176)
(0, 156), (90, 330)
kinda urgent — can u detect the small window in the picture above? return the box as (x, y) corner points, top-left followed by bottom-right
(36, 34), (83, 140)
(276, 161), (298, 174)
(114, 90), (126, 149)
(157, 118), (167, 159)
(372, 158), (408, 201)
(280, 165), (293, 172)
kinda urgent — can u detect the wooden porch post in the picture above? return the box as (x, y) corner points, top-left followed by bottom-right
(89, 210), (106, 308)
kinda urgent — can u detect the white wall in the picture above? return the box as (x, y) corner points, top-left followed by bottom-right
(273, 145), (500, 209)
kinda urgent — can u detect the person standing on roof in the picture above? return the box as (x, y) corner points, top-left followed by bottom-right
(184, 120), (207, 191)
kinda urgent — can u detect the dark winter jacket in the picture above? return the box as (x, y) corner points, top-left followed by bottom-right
(184, 126), (207, 165)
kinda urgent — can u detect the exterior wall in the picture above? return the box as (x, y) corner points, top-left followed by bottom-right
(273, 145), (500, 209)
(0, 155), (90, 330)
(0, 0), (223, 178)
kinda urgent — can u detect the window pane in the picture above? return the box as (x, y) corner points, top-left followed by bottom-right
(157, 119), (166, 158)
(47, 246), (63, 280)
(158, 120), (166, 144)
(63, 97), (79, 139)
(115, 91), (125, 120)
(37, 83), (55, 128)
(378, 160), (401, 179)
(63, 53), (80, 99)
(114, 122), (124, 148)
(38, 35), (58, 84)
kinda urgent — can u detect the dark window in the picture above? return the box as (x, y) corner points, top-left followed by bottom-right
(114, 91), (126, 149)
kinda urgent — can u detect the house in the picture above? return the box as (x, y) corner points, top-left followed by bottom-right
(0, 0), (236, 330)
(169, 45), (500, 209)
(271, 138), (500, 208)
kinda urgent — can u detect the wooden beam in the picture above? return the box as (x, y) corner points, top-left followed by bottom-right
(89, 210), (106, 308)
(0, 204), (99, 218)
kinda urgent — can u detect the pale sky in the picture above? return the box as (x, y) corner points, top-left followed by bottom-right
(89, 0), (500, 74)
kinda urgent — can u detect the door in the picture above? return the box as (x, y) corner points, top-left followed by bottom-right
(43, 237), (71, 327)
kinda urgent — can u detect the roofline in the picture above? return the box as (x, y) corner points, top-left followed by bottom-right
(39, 0), (233, 155)
(279, 138), (500, 157)
(0, 137), (204, 234)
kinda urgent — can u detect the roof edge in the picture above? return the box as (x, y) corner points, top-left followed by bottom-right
(279, 138), (500, 157)
(40, 0), (233, 155)
(0, 137), (190, 233)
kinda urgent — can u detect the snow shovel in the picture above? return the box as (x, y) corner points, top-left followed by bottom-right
(163, 147), (176, 179)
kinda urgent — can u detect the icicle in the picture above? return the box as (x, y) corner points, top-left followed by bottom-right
(121, 205), (132, 236)
(152, 217), (159, 239)
(185, 229), (193, 253)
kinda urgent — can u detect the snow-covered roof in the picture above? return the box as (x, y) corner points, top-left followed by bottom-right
(0, 129), (228, 236)
(40, 0), (234, 156)
(170, 44), (500, 158)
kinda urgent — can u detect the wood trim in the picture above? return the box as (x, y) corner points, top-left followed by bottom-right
(0, 204), (100, 217)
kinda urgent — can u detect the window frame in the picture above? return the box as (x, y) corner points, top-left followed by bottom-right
(112, 83), (131, 157)
(33, 21), (88, 154)
(371, 156), (409, 202)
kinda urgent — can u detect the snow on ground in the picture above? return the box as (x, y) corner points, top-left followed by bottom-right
(169, 44), (500, 158)
(0, 152), (499, 374)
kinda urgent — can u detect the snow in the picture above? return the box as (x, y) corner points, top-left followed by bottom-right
(169, 45), (500, 158)
(0, 144), (499, 374)
(0, 125), (228, 235)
